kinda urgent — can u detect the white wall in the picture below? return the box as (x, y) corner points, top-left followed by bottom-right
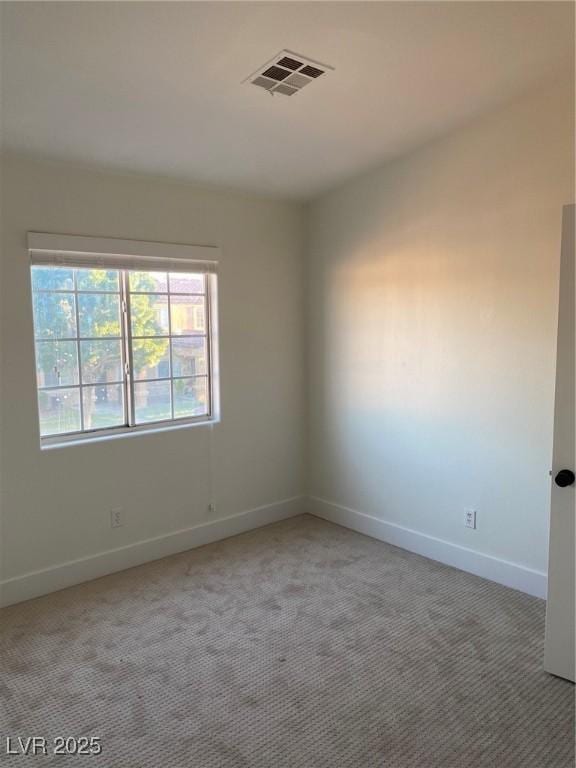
(307, 77), (574, 593)
(0, 155), (305, 602)
(1, 77), (572, 605)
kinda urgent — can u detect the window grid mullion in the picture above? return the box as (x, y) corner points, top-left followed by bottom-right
(167, 285), (175, 420)
(36, 336), (123, 343)
(38, 380), (125, 392)
(204, 273), (213, 418)
(34, 288), (119, 295)
(121, 271), (137, 427)
(106, 374), (208, 386)
(72, 270), (85, 432)
(130, 334), (205, 342)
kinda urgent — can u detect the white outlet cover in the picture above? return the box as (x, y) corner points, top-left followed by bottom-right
(464, 509), (477, 529)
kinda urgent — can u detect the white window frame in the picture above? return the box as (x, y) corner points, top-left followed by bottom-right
(28, 233), (220, 448)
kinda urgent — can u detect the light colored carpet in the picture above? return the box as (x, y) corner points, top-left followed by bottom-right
(1, 514), (573, 767)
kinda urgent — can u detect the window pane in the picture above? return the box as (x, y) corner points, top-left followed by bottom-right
(38, 388), (81, 436)
(82, 384), (125, 430)
(170, 296), (205, 335)
(35, 341), (79, 387)
(169, 272), (204, 294)
(132, 337), (170, 380)
(32, 293), (77, 339)
(78, 294), (121, 337)
(129, 271), (167, 293)
(31, 266), (75, 291)
(134, 380), (171, 424)
(130, 293), (169, 336)
(76, 268), (119, 292)
(172, 337), (207, 377)
(173, 377), (208, 418)
(80, 340), (123, 384)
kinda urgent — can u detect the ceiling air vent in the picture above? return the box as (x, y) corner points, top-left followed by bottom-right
(244, 50), (334, 97)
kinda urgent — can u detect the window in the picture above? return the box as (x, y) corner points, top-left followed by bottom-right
(28, 234), (219, 446)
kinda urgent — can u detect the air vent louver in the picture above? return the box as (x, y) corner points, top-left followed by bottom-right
(284, 73), (312, 89)
(273, 84), (298, 96)
(252, 76), (276, 90)
(277, 56), (302, 71)
(244, 49), (333, 97)
(261, 65), (291, 82)
(299, 65), (324, 79)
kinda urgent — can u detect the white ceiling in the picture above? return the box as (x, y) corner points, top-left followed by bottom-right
(1, 2), (573, 200)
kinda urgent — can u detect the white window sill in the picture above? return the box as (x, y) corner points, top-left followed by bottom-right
(40, 416), (219, 450)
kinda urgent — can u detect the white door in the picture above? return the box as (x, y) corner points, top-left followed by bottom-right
(544, 204), (575, 682)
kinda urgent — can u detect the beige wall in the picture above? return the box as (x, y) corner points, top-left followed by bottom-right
(0, 156), (305, 587)
(308, 77), (574, 576)
(1, 75), (572, 602)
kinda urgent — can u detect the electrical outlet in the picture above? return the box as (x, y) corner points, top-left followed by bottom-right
(207, 502), (216, 514)
(464, 508), (477, 530)
(110, 507), (124, 528)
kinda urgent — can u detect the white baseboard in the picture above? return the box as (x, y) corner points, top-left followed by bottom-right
(0, 496), (303, 607)
(1, 495), (547, 607)
(308, 496), (547, 599)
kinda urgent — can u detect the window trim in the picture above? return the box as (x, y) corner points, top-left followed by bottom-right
(27, 232), (218, 272)
(28, 233), (220, 448)
(40, 413), (214, 449)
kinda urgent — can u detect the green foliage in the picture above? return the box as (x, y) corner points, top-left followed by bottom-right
(130, 289), (169, 372)
(33, 268), (169, 387)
